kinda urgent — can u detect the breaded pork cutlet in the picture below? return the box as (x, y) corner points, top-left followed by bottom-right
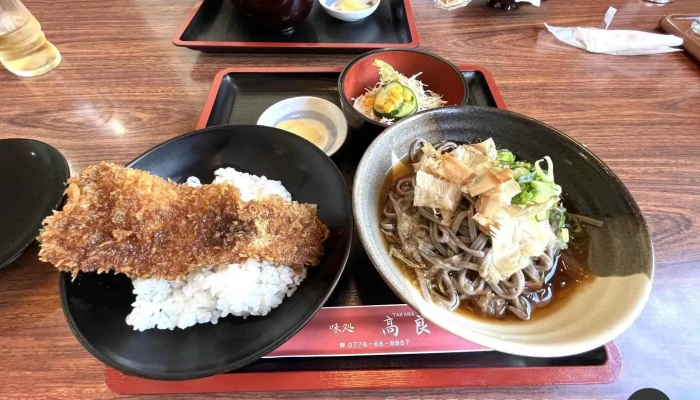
(38, 162), (329, 279)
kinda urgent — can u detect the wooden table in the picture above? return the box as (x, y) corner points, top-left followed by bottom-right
(1, 0), (698, 398)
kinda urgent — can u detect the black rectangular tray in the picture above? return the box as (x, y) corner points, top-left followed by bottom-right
(173, 0), (419, 52)
(195, 65), (498, 308)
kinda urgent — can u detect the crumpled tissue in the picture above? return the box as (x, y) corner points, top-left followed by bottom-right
(545, 7), (683, 55)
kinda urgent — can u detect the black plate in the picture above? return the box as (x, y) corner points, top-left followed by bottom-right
(173, 0), (417, 52)
(59, 125), (353, 380)
(0, 139), (68, 270)
(201, 68), (500, 307)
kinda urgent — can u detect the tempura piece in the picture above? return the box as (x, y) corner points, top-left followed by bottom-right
(38, 162), (328, 280)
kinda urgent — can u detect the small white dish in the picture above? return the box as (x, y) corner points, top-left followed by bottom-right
(319, 0), (380, 22)
(257, 96), (348, 156)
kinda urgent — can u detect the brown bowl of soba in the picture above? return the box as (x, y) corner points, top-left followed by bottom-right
(353, 106), (654, 357)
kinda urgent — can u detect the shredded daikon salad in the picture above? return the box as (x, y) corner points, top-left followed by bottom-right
(352, 60), (448, 125)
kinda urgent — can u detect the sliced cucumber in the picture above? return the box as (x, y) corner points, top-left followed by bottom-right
(394, 86), (417, 119)
(373, 81), (405, 119)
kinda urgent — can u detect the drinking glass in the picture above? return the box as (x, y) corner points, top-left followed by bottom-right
(691, 17), (700, 36)
(0, 0), (61, 77)
(434, 0), (471, 10)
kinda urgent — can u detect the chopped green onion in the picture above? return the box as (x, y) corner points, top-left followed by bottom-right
(531, 191), (551, 203)
(507, 153), (563, 208)
(530, 180), (554, 190)
(516, 170), (536, 183)
(511, 189), (534, 205)
(497, 150), (515, 165)
(534, 156), (555, 183)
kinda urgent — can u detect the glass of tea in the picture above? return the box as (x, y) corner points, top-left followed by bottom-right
(0, 0), (61, 77)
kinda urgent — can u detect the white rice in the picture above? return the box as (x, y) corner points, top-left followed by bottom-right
(125, 168), (306, 331)
(186, 168), (292, 202)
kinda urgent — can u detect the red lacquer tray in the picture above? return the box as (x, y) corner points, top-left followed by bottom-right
(173, 0), (419, 52)
(660, 14), (700, 62)
(105, 66), (621, 393)
(106, 342), (621, 393)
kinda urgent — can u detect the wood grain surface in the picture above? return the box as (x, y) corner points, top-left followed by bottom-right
(1, 0), (699, 399)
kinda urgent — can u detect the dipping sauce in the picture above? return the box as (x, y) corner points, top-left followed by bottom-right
(330, 0), (371, 11)
(275, 118), (330, 150)
(378, 143), (595, 323)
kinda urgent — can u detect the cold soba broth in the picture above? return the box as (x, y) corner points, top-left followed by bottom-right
(379, 157), (594, 323)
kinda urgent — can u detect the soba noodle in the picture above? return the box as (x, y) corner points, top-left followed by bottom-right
(381, 140), (564, 320)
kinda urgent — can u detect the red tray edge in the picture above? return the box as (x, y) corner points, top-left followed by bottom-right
(195, 65), (507, 130)
(105, 342), (621, 394)
(172, 0), (420, 50)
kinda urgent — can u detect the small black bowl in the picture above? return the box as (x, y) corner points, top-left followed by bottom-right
(59, 125), (353, 380)
(338, 48), (469, 136)
(231, 0), (315, 32)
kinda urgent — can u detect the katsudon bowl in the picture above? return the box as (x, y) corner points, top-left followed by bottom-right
(59, 125), (352, 380)
(353, 106), (654, 358)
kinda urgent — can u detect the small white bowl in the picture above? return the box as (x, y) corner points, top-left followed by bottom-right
(319, 0), (380, 22)
(257, 96), (348, 156)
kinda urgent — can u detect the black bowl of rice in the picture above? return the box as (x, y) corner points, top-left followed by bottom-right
(59, 125), (352, 380)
